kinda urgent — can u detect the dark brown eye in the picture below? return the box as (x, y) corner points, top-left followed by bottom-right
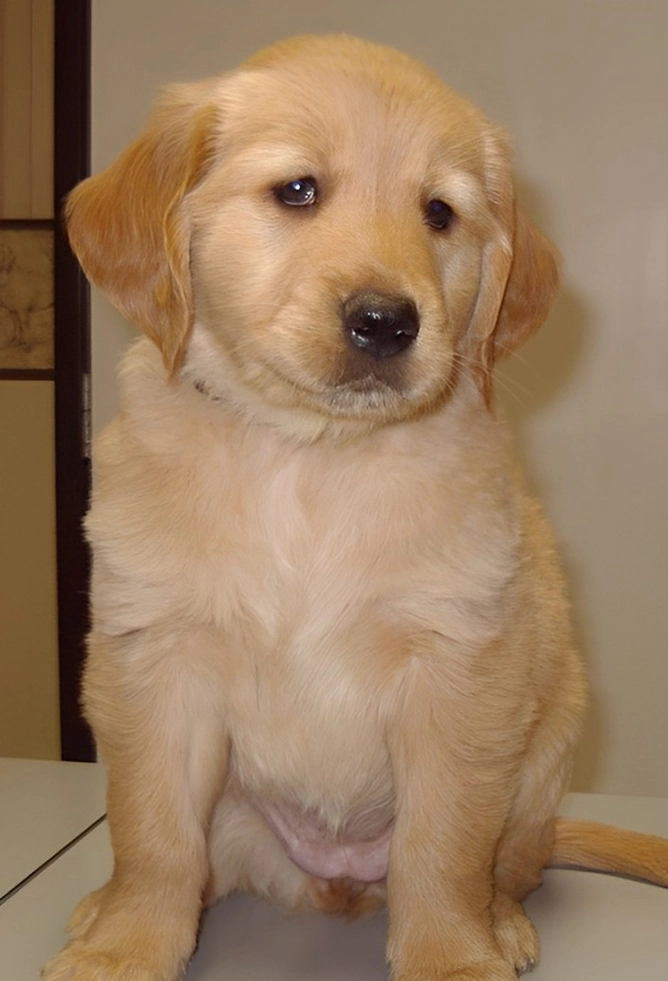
(425, 199), (455, 231)
(275, 177), (318, 207)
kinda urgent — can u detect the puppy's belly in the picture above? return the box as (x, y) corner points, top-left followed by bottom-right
(250, 795), (392, 881)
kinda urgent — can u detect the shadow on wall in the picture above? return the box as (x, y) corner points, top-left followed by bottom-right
(496, 180), (602, 792)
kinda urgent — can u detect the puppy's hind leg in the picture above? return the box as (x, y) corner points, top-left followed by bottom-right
(206, 790), (311, 911)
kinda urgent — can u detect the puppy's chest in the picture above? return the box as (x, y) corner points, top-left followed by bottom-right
(203, 468), (406, 835)
(131, 425), (518, 659)
(181, 446), (426, 634)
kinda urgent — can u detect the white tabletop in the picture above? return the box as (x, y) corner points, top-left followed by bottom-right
(0, 758), (106, 900)
(1, 760), (666, 981)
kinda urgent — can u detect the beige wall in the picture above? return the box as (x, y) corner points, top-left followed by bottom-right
(91, 0), (667, 795)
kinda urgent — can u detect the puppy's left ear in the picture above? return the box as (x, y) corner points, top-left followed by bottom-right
(470, 205), (560, 404)
(468, 127), (560, 404)
(472, 206), (560, 404)
(494, 206), (560, 358)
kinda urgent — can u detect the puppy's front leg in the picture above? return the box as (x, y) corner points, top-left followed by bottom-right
(43, 630), (228, 981)
(386, 657), (520, 981)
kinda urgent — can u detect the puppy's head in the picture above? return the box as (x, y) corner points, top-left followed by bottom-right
(67, 35), (558, 430)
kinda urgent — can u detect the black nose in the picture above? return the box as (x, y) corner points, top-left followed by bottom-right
(342, 292), (420, 359)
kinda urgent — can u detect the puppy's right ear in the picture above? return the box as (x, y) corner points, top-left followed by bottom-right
(66, 81), (219, 374)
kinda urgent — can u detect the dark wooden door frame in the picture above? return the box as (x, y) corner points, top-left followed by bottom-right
(54, 0), (95, 761)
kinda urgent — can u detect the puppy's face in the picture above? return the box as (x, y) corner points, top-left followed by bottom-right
(67, 36), (559, 429)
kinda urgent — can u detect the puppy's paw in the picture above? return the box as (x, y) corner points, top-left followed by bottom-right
(492, 894), (539, 974)
(306, 876), (386, 917)
(392, 956), (517, 981)
(41, 941), (168, 981)
(67, 885), (109, 939)
(394, 957), (518, 981)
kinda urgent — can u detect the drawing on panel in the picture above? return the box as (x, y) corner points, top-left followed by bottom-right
(0, 227), (54, 370)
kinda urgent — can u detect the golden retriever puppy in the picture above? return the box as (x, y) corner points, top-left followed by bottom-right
(45, 34), (667, 981)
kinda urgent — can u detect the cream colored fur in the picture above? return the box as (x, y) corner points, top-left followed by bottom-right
(43, 35), (666, 981)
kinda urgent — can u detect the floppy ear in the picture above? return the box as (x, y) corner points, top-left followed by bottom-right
(65, 81), (219, 374)
(469, 205), (560, 405)
(493, 206), (560, 360)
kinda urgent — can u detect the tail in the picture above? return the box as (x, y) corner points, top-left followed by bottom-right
(550, 818), (668, 887)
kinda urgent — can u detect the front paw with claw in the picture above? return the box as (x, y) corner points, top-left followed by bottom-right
(42, 941), (172, 981)
(42, 884), (197, 981)
(393, 960), (519, 981)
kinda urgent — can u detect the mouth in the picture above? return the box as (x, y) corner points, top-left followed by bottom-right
(260, 359), (409, 420)
(320, 374), (409, 416)
(334, 373), (399, 394)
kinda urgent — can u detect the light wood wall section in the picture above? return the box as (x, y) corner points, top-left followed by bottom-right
(0, 382), (59, 758)
(0, 0), (59, 758)
(0, 0), (54, 219)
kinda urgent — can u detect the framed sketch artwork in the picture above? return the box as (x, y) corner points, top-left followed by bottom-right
(0, 221), (54, 374)
(0, 0), (56, 379)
